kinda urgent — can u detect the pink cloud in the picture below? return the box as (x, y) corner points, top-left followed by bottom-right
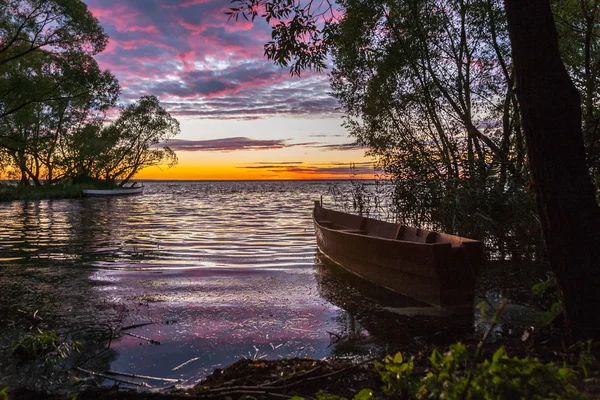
(84, 0), (339, 119)
(178, 50), (196, 71)
(127, 25), (161, 34)
(178, 18), (207, 35)
(162, 0), (213, 8)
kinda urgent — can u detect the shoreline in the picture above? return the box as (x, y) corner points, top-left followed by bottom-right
(3, 336), (599, 400)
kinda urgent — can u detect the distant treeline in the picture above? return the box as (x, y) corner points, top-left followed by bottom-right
(0, 0), (180, 188)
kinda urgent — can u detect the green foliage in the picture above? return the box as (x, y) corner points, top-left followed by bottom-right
(291, 346), (583, 400)
(11, 329), (81, 365)
(331, 0), (542, 255)
(532, 272), (563, 325)
(532, 272), (557, 299)
(352, 389), (374, 400)
(291, 388), (373, 400)
(0, 387), (7, 400)
(67, 95), (179, 186)
(0, 0), (107, 62)
(574, 339), (595, 378)
(373, 344), (582, 400)
(0, 0), (120, 186)
(374, 352), (414, 395)
(230, 0), (545, 257)
(478, 348), (580, 399)
(228, 0), (337, 75)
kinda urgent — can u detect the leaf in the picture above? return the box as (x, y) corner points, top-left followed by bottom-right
(429, 349), (443, 368)
(392, 352), (404, 364)
(352, 389), (373, 400)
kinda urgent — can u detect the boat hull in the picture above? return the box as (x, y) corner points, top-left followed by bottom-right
(82, 187), (144, 197)
(313, 205), (482, 309)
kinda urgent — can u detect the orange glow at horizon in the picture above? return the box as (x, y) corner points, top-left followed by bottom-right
(133, 162), (375, 180)
(130, 146), (375, 180)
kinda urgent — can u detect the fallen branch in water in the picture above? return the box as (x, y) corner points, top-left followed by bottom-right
(74, 367), (152, 388)
(195, 358), (375, 396)
(121, 322), (156, 331)
(122, 331), (160, 345)
(173, 356), (202, 371)
(260, 365), (322, 387)
(106, 370), (181, 383)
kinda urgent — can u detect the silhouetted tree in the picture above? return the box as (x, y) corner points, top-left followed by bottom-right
(69, 95), (179, 186)
(231, 0), (600, 340)
(504, 0), (600, 341)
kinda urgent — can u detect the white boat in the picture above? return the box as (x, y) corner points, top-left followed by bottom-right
(82, 185), (144, 197)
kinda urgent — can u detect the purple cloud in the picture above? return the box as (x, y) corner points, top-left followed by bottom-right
(236, 161), (376, 176)
(83, 0), (341, 119)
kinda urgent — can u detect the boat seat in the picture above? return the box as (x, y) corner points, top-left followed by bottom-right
(397, 226), (437, 243)
(362, 217), (398, 239)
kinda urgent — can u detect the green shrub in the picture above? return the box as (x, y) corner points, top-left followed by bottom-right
(532, 272), (563, 325)
(418, 345), (581, 399)
(574, 339), (595, 379)
(292, 344), (585, 400)
(291, 388), (374, 400)
(11, 329), (81, 365)
(374, 352), (415, 395)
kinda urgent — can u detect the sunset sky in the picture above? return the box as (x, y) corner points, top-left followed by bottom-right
(82, 0), (373, 180)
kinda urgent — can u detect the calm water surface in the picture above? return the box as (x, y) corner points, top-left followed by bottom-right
(0, 181), (531, 389)
(0, 181), (385, 387)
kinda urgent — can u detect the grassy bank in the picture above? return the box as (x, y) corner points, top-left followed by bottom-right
(0, 182), (120, 202)
(0, 184), (85, 202)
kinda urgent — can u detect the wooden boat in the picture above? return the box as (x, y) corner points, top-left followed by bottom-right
(313, 201), (483, 310)
(82, 185), (144, 197)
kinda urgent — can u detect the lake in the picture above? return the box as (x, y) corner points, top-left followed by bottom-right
(0, 180), (537, 389)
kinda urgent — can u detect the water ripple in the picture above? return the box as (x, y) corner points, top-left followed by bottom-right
(0, 181), (338, 270)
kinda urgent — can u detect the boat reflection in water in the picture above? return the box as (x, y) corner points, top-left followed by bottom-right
(314, 251), (475, 356)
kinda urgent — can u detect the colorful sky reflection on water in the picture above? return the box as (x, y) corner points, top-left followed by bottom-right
(80, 0), (373, 180)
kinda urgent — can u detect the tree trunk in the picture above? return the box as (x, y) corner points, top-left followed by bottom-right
(504, 0), (600, 341)
(18, 150), (29, 186)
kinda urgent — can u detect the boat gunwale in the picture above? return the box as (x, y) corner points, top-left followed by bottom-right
(312, 208), (471, 248)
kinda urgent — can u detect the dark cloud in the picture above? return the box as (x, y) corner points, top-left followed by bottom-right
(312, 142), (369, 151)
(158, 137), (317, 151)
